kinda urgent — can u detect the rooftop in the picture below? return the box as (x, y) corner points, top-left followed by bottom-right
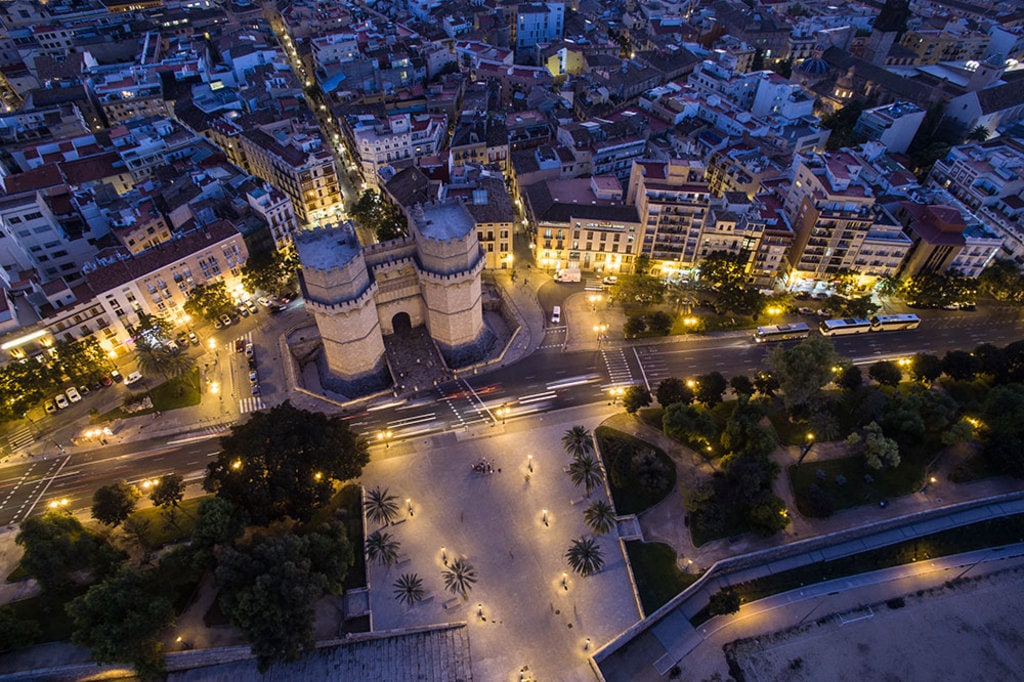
(294, 224), (362, 271)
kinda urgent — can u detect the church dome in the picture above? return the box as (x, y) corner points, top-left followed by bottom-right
(796, 57), (830, 76)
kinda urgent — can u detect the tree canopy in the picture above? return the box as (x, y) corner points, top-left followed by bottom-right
(348, 190), (408, 242)
(204, 401), (370, 524)
(91, 480), (140, 527)
(67, 566), (175, 678)
(241, 247), (299, 298)
(767, 336), (839, 412)
(15, 511), (124, 596)
(183, 281), (235, 322)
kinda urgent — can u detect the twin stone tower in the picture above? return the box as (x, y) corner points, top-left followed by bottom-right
(295, 200), (487, 392)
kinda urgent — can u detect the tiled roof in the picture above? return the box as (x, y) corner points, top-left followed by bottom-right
(975, 79), (1024, 115)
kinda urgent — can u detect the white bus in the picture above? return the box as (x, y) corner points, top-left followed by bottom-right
(753, 323), (811, 343)
(819, 318), (873, 336)
(870, 314), (921, 331)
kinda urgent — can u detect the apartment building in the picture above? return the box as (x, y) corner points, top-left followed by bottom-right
(853, 101), (925, 154)
(247, 184), (298, 249)
(350, 112), (448, 188)
(523, 176), (641, 275)
(443, 169), (515, 270)
(785, 152), (910, 281)
(241, 120), (341, 226)
(86, 66), (168, 126)
(515, 2), (564, 52)
(892, 201), (1001, 279)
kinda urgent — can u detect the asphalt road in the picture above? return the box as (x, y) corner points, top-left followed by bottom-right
(1, 305), (1021, 527)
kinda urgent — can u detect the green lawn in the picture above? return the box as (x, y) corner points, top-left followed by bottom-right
(625, 541), (699, 615)
(789, 441), (931, 517)
(130, 496), (205, 550)
(692, 512), (1024, 626)
(94, 369), (202, 421)
(595, 427), (677, 514)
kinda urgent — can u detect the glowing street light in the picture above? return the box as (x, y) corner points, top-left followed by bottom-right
(376, 430), (393, 448)
(608, 386), (625, 405)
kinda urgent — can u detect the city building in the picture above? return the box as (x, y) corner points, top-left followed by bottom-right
(349, 112), (448, 188)
(85, 65), (168, 126)
(854, 101), (925, 154)
(240, 120), (342, 227)
(892, 201), (1001, 278)
(515, 2), (564, 52)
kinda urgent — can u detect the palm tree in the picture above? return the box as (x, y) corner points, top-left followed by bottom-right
(441, 557), (478, 600)
(365, 530), (400, 566)
(568, 453), (605, 497)
(566, 536), (605, 577)
(561, 425), (594, 459)
(364, 485), (400, 527)
(583, 500), (616, 535)
(392, 573), (425, 605)
(134, 341), (194, 382)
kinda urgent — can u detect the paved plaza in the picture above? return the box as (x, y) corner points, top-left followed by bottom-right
(362, 404), (641, 681)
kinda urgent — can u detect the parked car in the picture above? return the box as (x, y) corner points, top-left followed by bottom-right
(214, 318), (223, 329)
(54, 394), (70, 409)
(245, 300), (258, 314)
(167, 340), (180, 353)
(176, 333), (189, 347)
(110, 370), (123, 383)
(248, 357), (257, 370)
(257, 296), (273, 307)
(188, 332), (199, 345)
(797, 307), (816, 316)
(603, 275), (618, 286)
(237, 306), (249, 318)
(251, 384), (261, 395)
(249, 370), (258, 384)
(125, 371), (143, 385)
(44, 400), (57, 414)
(234, 339), (246, 353)
(78, 385), (91, 396)
(65, 387), (82, 403)
(219, 313), (232, 327)
(245, 342), (254, 358)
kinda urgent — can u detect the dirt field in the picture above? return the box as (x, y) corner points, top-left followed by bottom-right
(728, 567), (1024, 682)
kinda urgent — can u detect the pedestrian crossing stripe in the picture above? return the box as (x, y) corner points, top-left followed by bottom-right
(7, 425), (33, 450)
(239, 396), (265, 414)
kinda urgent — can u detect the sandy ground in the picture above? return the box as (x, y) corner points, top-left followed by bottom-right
(728, 566), (1024, 682)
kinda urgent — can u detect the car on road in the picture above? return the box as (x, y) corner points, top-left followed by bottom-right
(551, 306), (561, 324)
(44, 399), (57, 414)
(125, 371), (143, 385)
(219, 313), (232, 327)
(54, 394), (70, 409)
(110, 370), (123, 383)
(797, 307), (816, 316)
(257, 296), (273, 307)
(65, 387), (82, 403)
(188, 331), (199, 345)
(603, 275), (618, 286)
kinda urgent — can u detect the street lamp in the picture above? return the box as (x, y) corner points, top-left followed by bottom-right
(609, 386), (624, 405)
(376, 430), (393, 448)
(441, 546), (448, 565)
(594, 323), (608, 347)
(496, 404), (510, 425)
(527, 454), (534, 472)
(588, 293), (603, 311)
(406, 497), (414, 516)
(542, 509), (549, 527)
(48, 498), (69, 512)
(797, 432), (815, 464)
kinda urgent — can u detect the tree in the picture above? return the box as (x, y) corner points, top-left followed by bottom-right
(753, 371), (780, 397)
(67, 566), (174, 678)
(699, 251), (761, 314)
(708, 588), (741, 615)
(612, 272), (665, 306)
(978, 259), (1024, 304)
(583, 500), (616, 535)
(623, 315), (647, 338)
(182, 281), (235, 322)
(720, 398), (778, 459)
(568, 453), (605, 497)
(150, 473), (186, 524)
(561, 426), (594, 459)
(656, 377), (694, 407)
(834, 294), (880, 319)
(565, 536), (605, 576)
(943, 350), (979, 381)
(241, 246), (298, 298)
(441, 557), (478, 599)
(647, 311), (673, 336)
(911, 353), (943, 384)
(942, 417), (976, 446)
(365, 530), (401, 566)
(967, 124), (990, 142)
(16, 511), (124, 596)
(393, 573), (425, 605)
(695, 372), (728, 407)
(836, 365), (863, 391)
(622, 385), (652, 414)
(190, 497), (248, 568)
(349, 189), (408, 242)
(216, 531), (350, 671)
(729, 375), (755, 398)
(974, 343), (1007, 380)
(662, 403), (717, 444)
(979, 384), (1024, 477)
(847, 421), (900, 470)
(632, 449), (671, 491)
(868, 360), (903, 387)
(0, 607), (40, 653)
(767, 337), (838, 411)
(52, 337), (111, 386)
(364, 485), (401, 527)
(134, 335), (195, 381)
(91, 480), (140, 528)
(747, 493), (789, 536)
(821, 101), (867, 150)
(205, 401), (369, 524)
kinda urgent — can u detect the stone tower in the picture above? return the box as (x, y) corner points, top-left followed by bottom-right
(295, 225), (386, 386)
(411, 201), (487, 358)
(867, 0), (910, 66)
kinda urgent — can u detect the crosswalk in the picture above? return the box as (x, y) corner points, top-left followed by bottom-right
(225, 331), (253, 351)
(634, 347), (673, 387)
(7, 425), (34, 452)
(239, 396), (266, 414)
(602, 348), (636, 386)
